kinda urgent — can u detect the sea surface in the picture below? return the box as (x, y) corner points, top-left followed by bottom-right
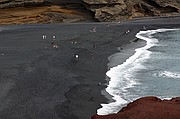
(97, 28), (180, 115)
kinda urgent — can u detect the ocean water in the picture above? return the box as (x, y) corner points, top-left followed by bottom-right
(97, 28), (180, 115)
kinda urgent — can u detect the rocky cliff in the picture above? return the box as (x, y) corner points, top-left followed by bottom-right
(83, 0), (180, 21)
(92, 96), (180, 119)
(0, 0), (94, 24)
(0, 0), (180, 24)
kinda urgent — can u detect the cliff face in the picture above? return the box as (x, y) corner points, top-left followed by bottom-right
(0, 0), (180, 24)
(83, 0), (180, 21)
(0, 0), (94, 24)
(0, 0), (51, 8)
(82, 0), (129, 21)
(92, 96), (180, 119)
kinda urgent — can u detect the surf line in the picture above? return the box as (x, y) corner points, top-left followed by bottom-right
(97, 28), (179, 115)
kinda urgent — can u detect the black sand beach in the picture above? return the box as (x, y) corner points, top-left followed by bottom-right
(0, 17), (180, 119)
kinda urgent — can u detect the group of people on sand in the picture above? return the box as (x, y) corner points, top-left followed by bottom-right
(90, 27), (96, 32)
(71, 27), (99, 61)
(42, 25), (147, 62)
(42, 33), (94, 62)
(42, 34), (59, 48)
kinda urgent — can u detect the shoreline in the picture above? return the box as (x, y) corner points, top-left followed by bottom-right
(97, 38), (146, 115)
(97, 28), (180, 115)
(0, 17), (180, 119)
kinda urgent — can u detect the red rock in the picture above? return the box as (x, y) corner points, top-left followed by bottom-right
(92, 96), (180, 119)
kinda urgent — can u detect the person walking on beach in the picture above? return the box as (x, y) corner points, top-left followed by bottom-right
(143, 26), (147, 30)
(75, 54), (79, 61)
(125, 30), (130, 34)
(42, 35), (46, 39)
(91, 53), (94, 59)
(53, 35), (56, 40)
(93, 44), (96, 48)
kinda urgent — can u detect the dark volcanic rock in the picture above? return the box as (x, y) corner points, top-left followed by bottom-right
(82, 0), (130, 21)
(0, 0), (180, 24)
(0, 0), (52, 8)
(82, 0), (180, 21)
(92, 96), (180, 119)
(0, 0), (95, 24)
(129, 0), (180, 18)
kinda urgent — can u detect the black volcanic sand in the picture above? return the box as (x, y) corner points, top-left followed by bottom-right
(0, 17), (180, 119)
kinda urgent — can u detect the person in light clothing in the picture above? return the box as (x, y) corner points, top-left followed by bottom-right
(75, 54), (79, 60)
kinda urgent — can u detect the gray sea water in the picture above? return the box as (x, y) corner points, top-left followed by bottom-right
(98, 28), (180, 115)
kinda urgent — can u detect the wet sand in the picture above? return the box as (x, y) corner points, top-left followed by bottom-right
(0, 17), (180, 119)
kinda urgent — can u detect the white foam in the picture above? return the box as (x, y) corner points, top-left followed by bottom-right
(97, 28), (179, 115)
(162, 97), (172, 100)
(156, 71), (180, 79)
